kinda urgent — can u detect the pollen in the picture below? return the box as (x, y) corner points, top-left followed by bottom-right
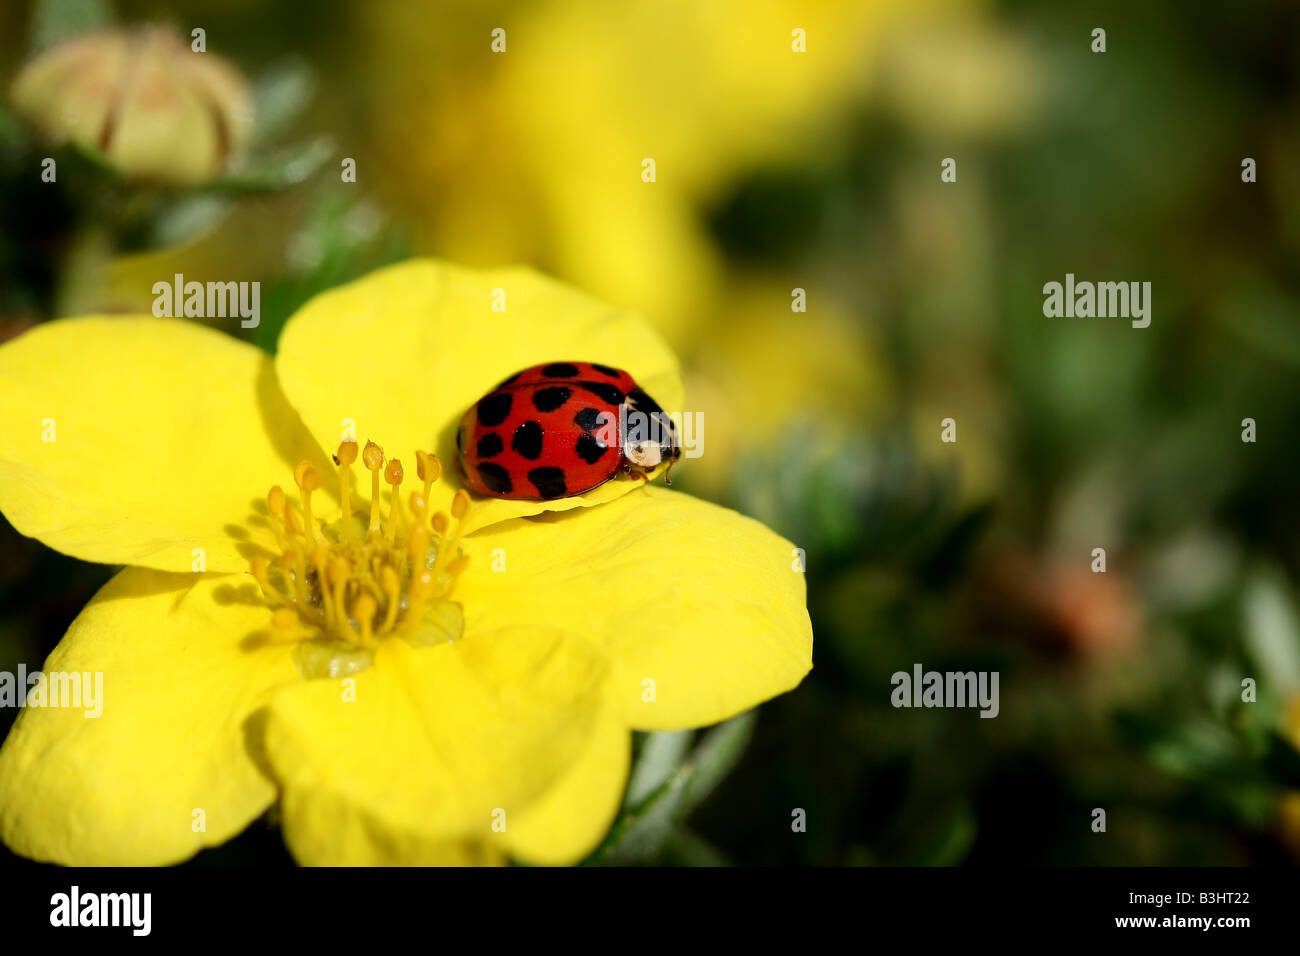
(252, 439), (473, 678)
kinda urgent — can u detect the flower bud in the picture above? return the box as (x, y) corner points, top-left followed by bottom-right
(9, 27), (252, 185)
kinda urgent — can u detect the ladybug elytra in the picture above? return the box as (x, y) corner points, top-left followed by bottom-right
(456, 361), (681, 500)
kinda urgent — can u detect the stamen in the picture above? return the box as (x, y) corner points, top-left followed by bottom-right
(267, 485), (288, 550)
(249, 555), (291, 607)
(363, 440), (385, 535)
(430, 490), (472, 588)
(311, 540), (335, 628)
(293, 460), (321, 544)
(249, 434), (472, 676)
(380, 564), (401, 632)
(336, 441), (358, 540)
(401, 569), (434, 634)
(385, 459), (405, 540)
(329, 556), (354, 639)
(416, 451), (440, 506)
(353, 593), (377, 647)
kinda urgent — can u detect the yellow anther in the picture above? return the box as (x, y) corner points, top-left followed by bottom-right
(385, 459), (405, 539)
(416, 451), (441, 501)
(362, 440), (384, 471)
(432, 512), (449, 535)
(250, 554), (291, 607)
(408, 492), (427, 524)
(440, 553), (471, 597)
(272, 607), (299, 630)
(266, 485), (289, 549)
(335, 441), (359, 467)
(415, 450), (439, 482)
(451, 489), (471, 520)
(294, 459), (319, 491)
(293, 459), (321, 543)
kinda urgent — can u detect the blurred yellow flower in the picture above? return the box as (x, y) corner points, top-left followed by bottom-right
(362, 0), (954, 345)
(683, 278), (889, 495)
(0, 260), (812, 865)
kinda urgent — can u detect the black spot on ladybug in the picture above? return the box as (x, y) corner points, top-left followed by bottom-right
(532, 386), (571, 412)
(477, 462), (513, 494)
(494, 371), (521, 389)
(476, 433), (503, 459)
(574, 407), (603, 431)
(528, 466), (567, 499)
(627, 387), (662, 413)
(541, 362), (579, 378)
(477, 392), (513, 427)
(512, 420), (543, 459)
(591, 362), (622, 378)
(575, 433), (608, 465)
(580, 382), (624, 405)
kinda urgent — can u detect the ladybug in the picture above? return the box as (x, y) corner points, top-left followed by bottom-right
(457, 361), (681, 500)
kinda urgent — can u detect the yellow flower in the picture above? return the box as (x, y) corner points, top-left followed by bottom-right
(0, 260), (811, 865)
(9, 26), (251, 185)
(361, 0), (944, 346)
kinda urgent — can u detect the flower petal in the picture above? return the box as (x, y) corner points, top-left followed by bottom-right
(260, 627), (609, 865)
(274, 259), (683, 533)
(458, 487), (813, 730)
(0, 568), (300, 865)
(502, 693), (629, 865)
(0, 317), (327, 572)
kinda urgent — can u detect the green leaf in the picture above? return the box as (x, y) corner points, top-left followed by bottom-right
(589, 765), (692, 865)
(623, 730), (691, 808)
(1242, 569), (1300, 696)
(28, 0), (115, 52)
(203, 137), (333, 195)
(249, 60), (317, 148)
(586, 712), (757, 864)
(681, 710), (757, 813)
(141, 195), (230, 249)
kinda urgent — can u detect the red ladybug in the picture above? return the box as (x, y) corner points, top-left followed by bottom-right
(457, 361), (681, 500)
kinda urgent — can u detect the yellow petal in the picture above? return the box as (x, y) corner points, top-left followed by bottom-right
(274, 259), (683, 533)
(0, 317), (327, 572)
(260, 628), (608, 865)
(459, 487), (813, 731)
(0, 569), (300, 865)
(503, 693), (629, 865)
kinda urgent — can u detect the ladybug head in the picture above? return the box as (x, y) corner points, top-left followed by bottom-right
(621, 386), (682, 482)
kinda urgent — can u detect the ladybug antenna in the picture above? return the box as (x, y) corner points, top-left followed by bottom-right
(663, 457), (674, 486)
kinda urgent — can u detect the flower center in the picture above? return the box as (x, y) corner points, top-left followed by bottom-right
(249, 439), (472, 678)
